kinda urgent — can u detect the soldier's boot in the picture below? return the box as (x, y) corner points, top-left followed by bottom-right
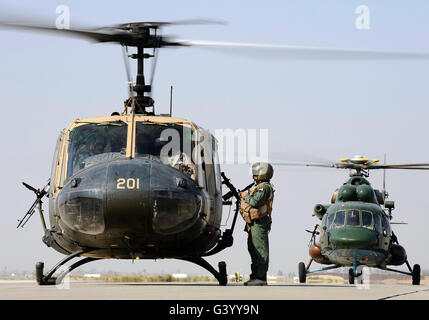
(244, 279), (267, 286)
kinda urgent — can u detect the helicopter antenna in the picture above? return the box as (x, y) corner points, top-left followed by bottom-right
(382, 153), (388, 201)
(170, 85), (173, 116)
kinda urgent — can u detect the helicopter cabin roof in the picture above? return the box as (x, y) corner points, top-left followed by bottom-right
(330, 201), (384, 212)
(66, 114), (199, 131)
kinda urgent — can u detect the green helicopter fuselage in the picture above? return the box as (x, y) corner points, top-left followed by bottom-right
(317, 176), (393, 267)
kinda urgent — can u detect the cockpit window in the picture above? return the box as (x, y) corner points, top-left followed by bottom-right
(135, 122), (196, 180)
(327, 212), (335, 229)
(67, 122), (127, 179)
(362, 211), (373, 228)
(374, 214), (382, 233)
(381, 215), (391, 236)
(346, 210), (360, 226)
(321, 213), (328, 228)
(333, 211), (345, 227)
(327, 209), (378, 230)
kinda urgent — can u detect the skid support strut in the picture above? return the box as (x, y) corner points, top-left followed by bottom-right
(180, 256), (228, 286)
(36, 249), (98, 285)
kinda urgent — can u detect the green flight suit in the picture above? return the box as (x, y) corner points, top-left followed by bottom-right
(244, 182), (273, 281)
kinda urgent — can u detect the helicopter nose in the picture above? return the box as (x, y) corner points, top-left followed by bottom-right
(150, 161), (203, 235)
(105, 159), (202, 235)
(329, 227), (378, 248)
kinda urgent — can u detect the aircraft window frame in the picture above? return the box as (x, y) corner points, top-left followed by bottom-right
(212, 138), (221, 195)
(327, 212), (335, 229)
(328, 209), (378, 230)
(361, 211), (373, 229)
(66, 121), (128, 180)
(373, 213), (382, 234)
(59, 133), (69, 187)
(381, 214), (391, 236)
(321, 214), (328, 230)
(346, 210), (361, 227)
(50, 134), (63, 193)
(332, 210), (345, 228)
(201, 134), (216, 195)
(134, 121), (197, 181)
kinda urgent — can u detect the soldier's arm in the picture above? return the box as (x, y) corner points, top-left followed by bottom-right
(244, 184), (271, 208)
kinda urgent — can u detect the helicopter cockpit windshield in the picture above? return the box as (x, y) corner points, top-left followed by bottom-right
(325, 209), (383, 231)
(135, 121), (197, 180)
(66, 121), (128, 179)
(346, 210), (360, 226)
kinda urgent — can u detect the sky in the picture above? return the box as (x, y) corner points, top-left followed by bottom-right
(1, 0), (429, 278)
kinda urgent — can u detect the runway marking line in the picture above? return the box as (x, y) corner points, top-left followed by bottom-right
(379, 288), (429, 300)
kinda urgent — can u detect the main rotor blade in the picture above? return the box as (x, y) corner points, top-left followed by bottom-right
(3, 18), (429, 60)
(269, 160), (429, 171)
(364, 163), (429, 170)
(368, 165), (429, 170)
(0, 20), (184, 47)
(270, 161), (336, 169)
(113, 19), (226, 30)
(0, 21), (133, 43)
(177, 39), (429, 60)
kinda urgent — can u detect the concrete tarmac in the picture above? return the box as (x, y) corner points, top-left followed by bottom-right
(1, 280), (429, 300)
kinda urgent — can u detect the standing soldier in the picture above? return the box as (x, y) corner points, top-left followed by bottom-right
(239, 162), (274, 286)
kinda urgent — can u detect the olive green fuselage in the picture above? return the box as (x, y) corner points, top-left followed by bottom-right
(319, 202), (390, 267)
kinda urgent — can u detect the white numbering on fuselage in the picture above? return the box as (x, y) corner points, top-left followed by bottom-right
(116, 178), (140, 190)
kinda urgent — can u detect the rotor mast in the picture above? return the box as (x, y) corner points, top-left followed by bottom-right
(116, 22), (184, 115)
(121, 24), (158, 115)
(127, 45), (155, 114)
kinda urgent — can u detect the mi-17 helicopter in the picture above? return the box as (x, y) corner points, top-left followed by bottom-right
(280, 155), (429, 285)
(3, 15), (429, 286)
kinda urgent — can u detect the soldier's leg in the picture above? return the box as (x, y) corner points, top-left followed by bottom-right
(249, 217), (270, 281)
(247, 230), (258, 279)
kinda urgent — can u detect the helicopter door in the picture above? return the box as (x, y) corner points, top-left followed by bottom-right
(50, 133), (63, 196)
(197, 129), (216, 196)
(212, 138), (221, 195)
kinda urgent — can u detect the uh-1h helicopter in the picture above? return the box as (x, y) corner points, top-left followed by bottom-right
(7, 19), (257, 286)
(282, 155), (429, 285)
(3, 15), (429, 286)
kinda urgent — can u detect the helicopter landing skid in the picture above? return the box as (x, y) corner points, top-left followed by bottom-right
(35, 249), (98, 285)
(179, 256), (228, 286)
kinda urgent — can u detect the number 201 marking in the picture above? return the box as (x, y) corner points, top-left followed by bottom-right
(116, 178), (140, 190)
